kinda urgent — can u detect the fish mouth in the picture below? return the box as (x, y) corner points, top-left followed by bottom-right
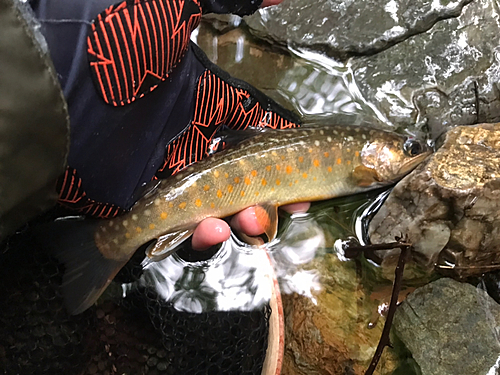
(397, 149), (433, 176)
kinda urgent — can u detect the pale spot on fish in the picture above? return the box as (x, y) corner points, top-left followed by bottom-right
(122, 220), (128, 227)
(125, 233), (131, 239)
(154, 198), (161, 206)
(314, 140), (320, 147)
(132, 214), (138, 221)
(115, 225), (120, 231)
(287, 148), (293, 153)
(347, 136), (354, 142)
(214, 170), (220, 178)
(320, 130), (324, 135)
(327, 136), (332, 142)
(113, 238), (119, 244)
(144, 209), (151, 216)
(108, 221), (114, 227)
(362, 134), (366, 140)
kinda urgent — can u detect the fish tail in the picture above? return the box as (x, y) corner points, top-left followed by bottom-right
(35, 218), (127, 315)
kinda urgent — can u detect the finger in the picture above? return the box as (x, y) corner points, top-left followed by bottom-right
(261, 0), (284, 7)
(281, 202), (311, 214)
(191, 217), (231, 251)
(230, 206), (265, 237)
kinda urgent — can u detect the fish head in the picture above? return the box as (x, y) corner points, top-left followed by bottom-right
(356, 132), (432, 186)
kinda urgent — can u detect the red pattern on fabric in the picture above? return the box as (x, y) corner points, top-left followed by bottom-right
(57, 167), (125, 218)
(158, 70), (298, 176)
(87, 0), (201, 106)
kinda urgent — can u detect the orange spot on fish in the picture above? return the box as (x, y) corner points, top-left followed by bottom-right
(313, 159), (320, 167)
(244, 177), (251, 185)
(217, 190), (223, 198)
(149, 224), (155, 230)
(276, 179), (281, 186)
(255, 191), (260, 196)
(324, 152), (329, 158)
(136, 226), (142, 233)
(125, 233), (131, 239)
(240, 191), (245, 197)
(327, 166), (333, 173)
(276, 165), (281, 171)
(160, 212), (168, 220)
(289, 182), (293, 186)
(302, 173), (308, 179)
(179, 202), (187, 209)
(210, 202), (215, 209)
(168, 202), (174, 208)
(227, 185), (234, 193)
(337, 158), (342, 165)
(266, 165), (272, 172)
(224, 172), (229, 178)
(347, 160), (351, 165)
(195, 199), (202, 207)
(234, 177), (240, 184)
(204, 185), (210, 191)
(308, 148), (313, 153)
(355, 151), (360, 157)
(313, 177), (317, 181)
(261, 178), (267, 186)
(281, 155), (286, 161)
(298, 156), (304, 163)
(251, 170), (258, 177)
(286, 165), (293, 174)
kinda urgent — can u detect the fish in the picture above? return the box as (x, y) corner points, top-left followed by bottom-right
(41, 125), (431, 314)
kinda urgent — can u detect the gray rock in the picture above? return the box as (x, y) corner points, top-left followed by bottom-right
(350, 0), (500, 135)
(393, 278), (500, 375)
(245, 0), (472, 61)
(369, 123), (500, 276)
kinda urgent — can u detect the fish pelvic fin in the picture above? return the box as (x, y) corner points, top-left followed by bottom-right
(255, 203), (279, 242)
(36, 218), (128, 315)
(146, 228), (195, 261)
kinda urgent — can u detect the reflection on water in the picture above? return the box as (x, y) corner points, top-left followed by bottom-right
(194, 19), (391, 129)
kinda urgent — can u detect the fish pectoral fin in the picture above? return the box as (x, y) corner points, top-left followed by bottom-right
(146, 228), (194, 261)
(35, 218), (129, 315)
(352, 165), (381, 187)
(255, 203), (279, 242)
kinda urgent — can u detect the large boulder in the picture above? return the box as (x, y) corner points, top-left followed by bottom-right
(369, 123), (500, 276)
(393, 278), (500, 375)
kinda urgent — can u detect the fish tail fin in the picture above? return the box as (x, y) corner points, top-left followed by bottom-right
(35, 218), (127, 315)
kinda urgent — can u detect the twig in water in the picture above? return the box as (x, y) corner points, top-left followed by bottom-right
(364, 241), (410, 375)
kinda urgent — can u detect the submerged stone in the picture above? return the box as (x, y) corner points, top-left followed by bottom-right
(393, 278), (500, 375)
(244, 0), (472, 61)
(369, 123), (500, 277)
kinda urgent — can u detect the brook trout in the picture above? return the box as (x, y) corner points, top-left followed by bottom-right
(45, 125), (430, 314)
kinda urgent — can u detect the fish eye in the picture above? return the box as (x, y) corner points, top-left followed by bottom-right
(403, 139), (423, 157)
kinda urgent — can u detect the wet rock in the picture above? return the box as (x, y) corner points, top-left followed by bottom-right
(0, 0), (69, 242)
(369, 123), (500, 277)
(280, 253), (400, 375)
(244, 0), (472, 61)
(350, 0), (500, 135)
(393, 278), (500, 375)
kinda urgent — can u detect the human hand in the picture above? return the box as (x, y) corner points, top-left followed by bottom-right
(261, 0), (284, 7)
(191, 202), (311, 250)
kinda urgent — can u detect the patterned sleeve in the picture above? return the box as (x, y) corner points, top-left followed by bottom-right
(156, 44), (301, 177)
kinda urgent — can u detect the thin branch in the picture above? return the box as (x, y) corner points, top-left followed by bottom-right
(365, 243), (410, 375)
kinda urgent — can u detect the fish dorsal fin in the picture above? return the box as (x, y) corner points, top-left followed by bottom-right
(255, 203), (279, 242)
(146, 228), (195, 261)
(352, 165), (381, 187)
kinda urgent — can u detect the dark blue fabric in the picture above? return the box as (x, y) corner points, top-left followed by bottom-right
(29, 0), (205, 209)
